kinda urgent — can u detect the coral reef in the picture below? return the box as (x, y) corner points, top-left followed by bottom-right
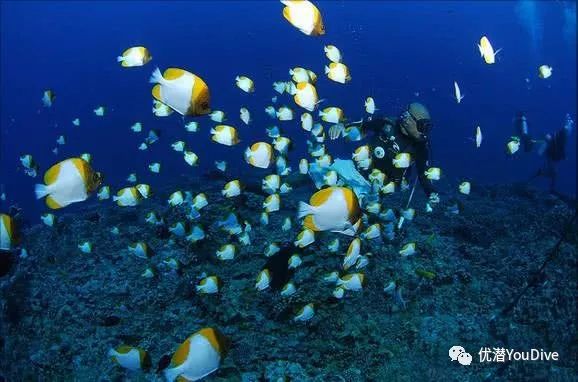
(0, 179), (575, 381)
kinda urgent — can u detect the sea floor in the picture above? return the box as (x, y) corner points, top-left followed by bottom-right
(1, 177), (576, 381)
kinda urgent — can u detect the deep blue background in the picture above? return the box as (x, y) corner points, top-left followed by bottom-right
(1, 1), (576, 221)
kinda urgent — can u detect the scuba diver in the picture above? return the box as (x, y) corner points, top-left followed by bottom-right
(351, 102), (439, 205)
(528, 113), (574, 193)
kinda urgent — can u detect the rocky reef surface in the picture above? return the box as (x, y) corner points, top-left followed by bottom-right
(0, 176), (576, 381)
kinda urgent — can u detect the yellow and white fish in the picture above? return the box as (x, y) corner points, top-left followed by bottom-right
(298, 187), (361, 235)
(282, 217), (292, 231)
(169, 222), (188, 237)
(475, 126), (482, 148)
(184, 151), (199, 166)
(35, 158), (102, 209)
(108, 346), (149, 371)
(152, 100), (174, 117)
(280, 0), (325, 36)
(281, 282), (297, 296)
(288, 254), (302, 269)
(113, 187), (141, 207)
(365, 97), (376, 114)
(424, 167), (441, 181)
(294, 228), (315, 248)
(328, 238), (340, 253)
(459, 181), (471, 195)
(291, 82), (319, 112)
(273, 81), (289, 94)
(289, 67), (316, 83)
(276, 106), (294, 121)
(361, 223), (381, 240)
(265, 106), (277, 119)
(454, 81), (465, 103)
(192, 193), (208, 210)
(128, 242), (150, 259)
(507, 138), (520, 155)
(168, 191), (184, 207)
(131, 122), (142, 132)
(325, 63), (351, 84)
(301, 112), (313, 131)
(216, 244), (236, 260)
(171, 141), (186, 152)
(196, 276), (221, 294)
(343, 237), (361, 270)
(315, 154), (332, 168)
(273, 136), (291, 154)
(381, 181), (396, 195)
(240, 107), (251, 125)
(142, 267), (155, 278)
(148, 162), (161, 173)
(42, 90), (55, 107)
(78, 241), (92, 254)
(80, 153), (92, 163)
(399, 242), (416, 257)
(260, 212), (269, 225)
(263, 194), (280, 213)
(235, 76), (254, 93)
(352, 145), (370, 162)
(255, 269), (271, 290)
(209, 110), (226, 123)
(211, 125), (239, 146)
(185, 121), (199, 132)
(164, 328), (228, 382)
(324, 45), (341, 63)
(538, 65), (553, 79)
(97, 186), (110, 200)
(0, 214), (17, 250)
(145, 212), (161, 225)
(72, 118), (80, 126)
(56, 135), (66, 145)
(324, 170), (338, 186)
(262, 174), (281, 194)
(336, 273), (365, 291)
(117, 46), (152, 67)
(392, 153), (411, 168)
(366, 202), (381, 214)
(478, 35), (501, 64)
(93, 106), (106, 116)
(215, 161), (227, 172)
(280, 183), (292, 194)
(136, 184), (151, 199)
(299, 158), (309, 174)
(294, 303), (315, 322)
(401, 208), (415, 221)
(150, 67), (210, 116)
(186, 225), (206, 243)
(319, 107), (344, 124)
(222, 180), (241, 198)
(41, 213), (56, 227)
(333, 286), (345, 299)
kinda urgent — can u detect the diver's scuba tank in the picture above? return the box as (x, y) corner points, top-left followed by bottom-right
(515, 112), (534, 152)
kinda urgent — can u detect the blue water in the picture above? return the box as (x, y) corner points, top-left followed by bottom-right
(1, 1), (576, 221)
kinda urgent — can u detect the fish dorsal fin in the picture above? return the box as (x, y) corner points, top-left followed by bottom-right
(199, 328), (224, 354)
(163, 68), (185, 80)
(310, 187), (333, 206)
(44, 162), (62, 185)
(170, 336), (192, 367)
(282, 5), (293, 23)
(116, 345), (133, 354)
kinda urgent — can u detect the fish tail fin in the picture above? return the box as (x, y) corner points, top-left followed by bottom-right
(324, 65), (330, 75)
(34, 184), (49, 199)
(116, 56), (124, 63)
(149, 67), (164, 84)
(297, 201), (314, 219)
(112, 196), (119, 202)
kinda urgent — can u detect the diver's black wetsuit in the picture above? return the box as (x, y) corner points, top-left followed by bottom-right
(361, 116), (436, 197)
(534, 126), (571, 192)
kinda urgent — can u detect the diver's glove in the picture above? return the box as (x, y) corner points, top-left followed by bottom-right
(428, 192), (440, 205)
